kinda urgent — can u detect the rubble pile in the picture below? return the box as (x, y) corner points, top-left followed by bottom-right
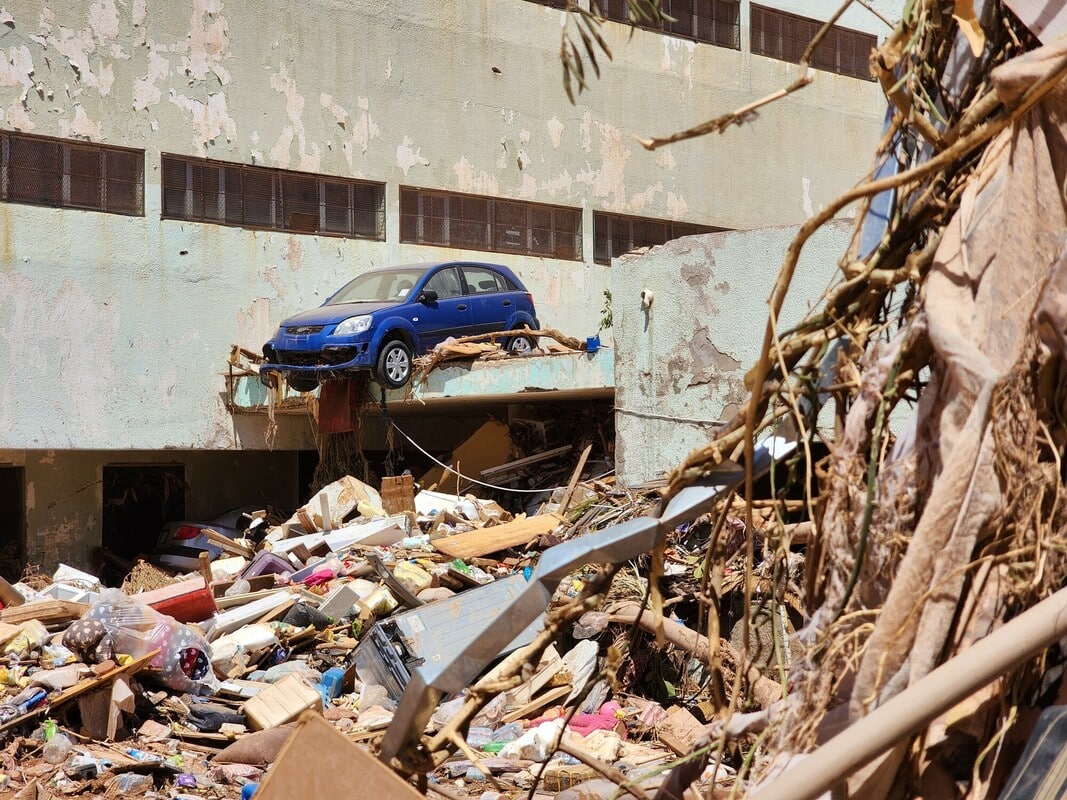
(0, 456), (795, 800)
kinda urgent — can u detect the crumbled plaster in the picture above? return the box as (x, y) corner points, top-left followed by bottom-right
(655, 149), (676, 170)
(270, 65), (320, 171)
(2, 98), (33, 130)
(539, 170), (573, 198)
(280, 237), (303, 271)
(131, 0), (147, 28)
(60, 104), (102, 138)
(180, 0), (232, 85)
(546, 117), (564, 149)
(802, 176), (815, 217)
(0, 8), (13, 27)
(665, 191), (688, 219)
(236, 297), (274, 351)
(133, 49), (171, 111)
(88, 0), (119, 42)
(628, 183), (662, 213)
(168, 90), (237, 155)
(396, 135), (429, 175)
(453, 157), (500, 196)
(263, 265), (288, 298)
(580, 111), (592, 153)
(665, 326), (742, 393)
(0, 46), (34, 98)
(575, 121), (631, 210)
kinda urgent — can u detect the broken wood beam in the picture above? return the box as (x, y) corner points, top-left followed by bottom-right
(432, 514), (562, 560)
(558, 444), (593, 514)
(480, 445), (573, 481)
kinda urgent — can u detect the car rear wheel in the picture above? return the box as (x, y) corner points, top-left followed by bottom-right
(506, 335), (536, 354)
(376, 340), (412, 388)
(287, 376), (319, 393)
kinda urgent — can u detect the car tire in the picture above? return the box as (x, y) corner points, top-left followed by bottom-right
(287, 376), (319, 393)
(376, 339), (413, 388)
(506, 335), (536, 354)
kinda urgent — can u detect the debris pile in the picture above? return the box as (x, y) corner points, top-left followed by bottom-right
(0, 458), (796, 799)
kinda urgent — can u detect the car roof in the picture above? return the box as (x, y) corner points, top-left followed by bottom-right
(363, 260), (516, 274)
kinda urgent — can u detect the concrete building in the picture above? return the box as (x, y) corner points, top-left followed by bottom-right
(0, 0), (893, 573)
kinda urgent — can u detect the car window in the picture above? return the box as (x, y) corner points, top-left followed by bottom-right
(328, 268), (428, 304)
(424, 267), (464, 299)
(462, 265), (504, 295)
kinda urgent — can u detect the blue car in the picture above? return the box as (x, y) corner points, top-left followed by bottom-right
(261, 261), (540, 390)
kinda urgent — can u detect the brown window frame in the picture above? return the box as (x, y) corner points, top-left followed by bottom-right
(161, 154), (385, 240)
(593, 210), (725, 265)
(597, 0), (741, 50)
(523, 0), (569, 7)
(750, 5), (876, 81)
(400, 186), (583, 261)
(0, 130), (144, 216)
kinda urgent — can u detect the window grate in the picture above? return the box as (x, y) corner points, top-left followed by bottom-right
(750, 4), (876, 81)
(0, 131), (143, 216)
(161, 154), (385, 240)
(400, 187), (583, 261)
(592, 210), (726, 265)
(597, 0), (740, 50)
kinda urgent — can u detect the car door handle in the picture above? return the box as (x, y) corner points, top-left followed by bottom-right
(502, 300), (512, 307)
(456, 304), (467, 311)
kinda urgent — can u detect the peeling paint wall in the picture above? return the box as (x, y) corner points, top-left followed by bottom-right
(612, 220), (852, 485)
(0, 449), (299, 570)
(0, 1), (888, 451)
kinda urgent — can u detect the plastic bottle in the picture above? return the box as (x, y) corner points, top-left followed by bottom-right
(110, 774), (153, 793)
(42, 733), (73, 765)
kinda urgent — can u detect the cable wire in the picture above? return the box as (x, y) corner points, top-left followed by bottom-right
(389, 420), (570, 495)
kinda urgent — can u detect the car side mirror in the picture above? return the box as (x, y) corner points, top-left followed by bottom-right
(418, 290), (438, 304)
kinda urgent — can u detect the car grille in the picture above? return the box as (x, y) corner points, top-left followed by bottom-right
(286, 325), (325, 335)
(275, 347), (359, 366)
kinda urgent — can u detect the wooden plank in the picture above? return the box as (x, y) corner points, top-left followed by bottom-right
(256, 712), (422, 800)
(0, 600), (88, 626)
(202, 528), (254, 558)
(502, 685), (572, 724)
(48, 650), (159, 712)
(479, 445), (573, 480)
(558, 443), (593, 513)
(432, 514), (561, 560)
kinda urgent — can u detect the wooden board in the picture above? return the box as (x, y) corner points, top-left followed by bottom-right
(432, 514), (561, 560)
(421, 421), (513, 494)
(255, 711), (421, 800)
(0, 600), (88, 625)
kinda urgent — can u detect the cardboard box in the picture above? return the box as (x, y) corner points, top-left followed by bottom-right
(242, 673), (323, 730)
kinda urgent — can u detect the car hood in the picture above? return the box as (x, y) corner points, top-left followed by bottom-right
(280, 301), (400, 327)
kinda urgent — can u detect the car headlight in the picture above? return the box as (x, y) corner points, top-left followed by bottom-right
(333, 315), (372, 336)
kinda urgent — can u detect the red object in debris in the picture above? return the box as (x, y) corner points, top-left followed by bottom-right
(137, 577), (218, 623)
(173, 525), (205, 541)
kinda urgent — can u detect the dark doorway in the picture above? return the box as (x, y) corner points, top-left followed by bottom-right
(0, 467), (25, 581)
(102, 465), (185, 562)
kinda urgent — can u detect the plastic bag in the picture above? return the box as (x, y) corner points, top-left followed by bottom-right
(82, 589), (217, 694)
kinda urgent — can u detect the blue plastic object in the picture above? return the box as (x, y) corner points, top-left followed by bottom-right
(585, 335), (601, 353)
(241, 782), (259, 800)
(318, 666), (346, 702)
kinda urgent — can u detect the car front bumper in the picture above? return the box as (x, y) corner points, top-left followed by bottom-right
(260, 340), (377, 383)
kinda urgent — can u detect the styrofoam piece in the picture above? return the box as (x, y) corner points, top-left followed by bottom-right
(52, 564), (101, 591)
(206, 591), (297, 640)
(414, 491), (478, 519)
(323, 515), (409, 551)
(37, 583), (96, 604)
(318, 583), (359, 621)
(268, 533), (327, 555)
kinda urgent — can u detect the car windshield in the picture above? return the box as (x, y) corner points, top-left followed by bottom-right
(326, 268), (430, 304)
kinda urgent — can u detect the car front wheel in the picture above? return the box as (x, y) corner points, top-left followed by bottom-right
(287, 375), (319, 393)
(376, 340), (413, 388)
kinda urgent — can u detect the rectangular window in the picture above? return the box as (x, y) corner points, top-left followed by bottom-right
(523, 0), (569, 7)
(750, 5), (876, 81)
(160, 154), (385, 239)
(0, 131), (144, 216)
(598, 0), (740, 49)
(592, 210), (725, 264)
(400, 186), (583, 260)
